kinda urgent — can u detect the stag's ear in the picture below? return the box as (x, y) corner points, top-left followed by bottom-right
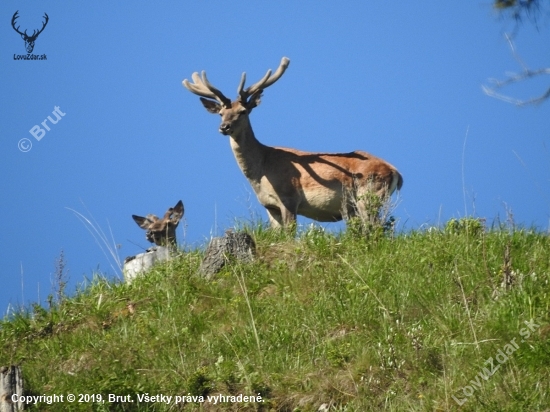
(171, 201), (184, 224)
(246, 93), (262, 113)
(200, 97), (222, 114)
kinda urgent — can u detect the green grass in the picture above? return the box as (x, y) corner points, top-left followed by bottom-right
(1, 220), (549, 411)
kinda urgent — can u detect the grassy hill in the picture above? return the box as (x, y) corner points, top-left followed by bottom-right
(1, 220), (549, 411)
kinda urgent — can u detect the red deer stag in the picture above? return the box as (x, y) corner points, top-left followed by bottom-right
(132, 200), (184, 247)
(183, 57), (402, 229)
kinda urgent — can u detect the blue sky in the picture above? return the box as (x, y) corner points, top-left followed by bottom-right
(1, 2), (549, 315)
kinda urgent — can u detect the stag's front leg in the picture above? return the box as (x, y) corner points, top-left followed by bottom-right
(280, 202), (298, 232)
(266, 207), (284, 229)
(266, 205), (297, 231)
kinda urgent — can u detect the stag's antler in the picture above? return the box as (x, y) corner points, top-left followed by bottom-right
(183, 57), (290, 107)
(182, 72), (232, 108)
(237, 57), (290, 103)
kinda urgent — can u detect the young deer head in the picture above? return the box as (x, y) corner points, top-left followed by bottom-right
(183, 58), (402, 230)
(132, 200), (184, 247)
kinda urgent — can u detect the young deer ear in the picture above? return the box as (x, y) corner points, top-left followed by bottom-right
(132, 215), (149, 229)
(171, 200), (184, 224)
(132, 214), (157, 230)
(200, 97), (222, 114)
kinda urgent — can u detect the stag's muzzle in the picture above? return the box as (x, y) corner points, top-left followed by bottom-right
(219, 123), (231, 135)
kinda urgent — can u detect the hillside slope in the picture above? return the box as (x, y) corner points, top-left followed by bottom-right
(1, 222), (549, 411)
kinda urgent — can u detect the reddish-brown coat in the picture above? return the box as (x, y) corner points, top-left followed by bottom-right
(183, 58), (402, 228)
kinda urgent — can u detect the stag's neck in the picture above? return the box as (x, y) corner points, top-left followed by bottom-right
(229, 124), (268, 182)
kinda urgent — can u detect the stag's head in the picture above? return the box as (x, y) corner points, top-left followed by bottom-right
(183, 57), (290, 136)
(132, 200), (184, 247)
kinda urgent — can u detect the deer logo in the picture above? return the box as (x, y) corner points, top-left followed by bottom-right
(11, 11), (49, 53)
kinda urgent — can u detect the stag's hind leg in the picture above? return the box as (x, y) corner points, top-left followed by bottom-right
(356, 193), (385, 226)
(354, 180), (390, 229)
